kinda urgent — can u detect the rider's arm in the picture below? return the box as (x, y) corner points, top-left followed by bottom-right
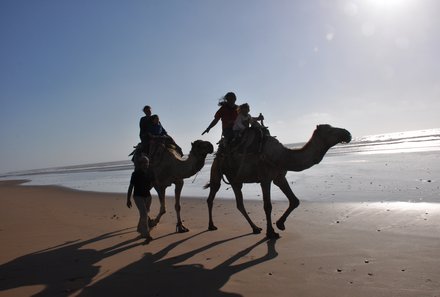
(202, 117), (220, 135)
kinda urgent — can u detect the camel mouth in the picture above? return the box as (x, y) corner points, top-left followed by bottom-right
(192, 141), (214, 155)
(206, 142), (214, 154)
(341, 131), (352, 143)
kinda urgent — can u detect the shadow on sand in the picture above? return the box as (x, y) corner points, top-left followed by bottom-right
(0, 229), (278, 297)
(0, 228), (144, 296)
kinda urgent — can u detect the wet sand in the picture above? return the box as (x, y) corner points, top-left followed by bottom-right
(0, 180), (439, 297)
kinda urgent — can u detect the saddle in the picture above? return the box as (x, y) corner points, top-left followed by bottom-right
(129, 140), (181, 168)
(231, 125), (270, 155)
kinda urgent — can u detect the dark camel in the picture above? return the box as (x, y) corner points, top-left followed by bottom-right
(134, 140), (214, 233)
(205, 124), (351, 239)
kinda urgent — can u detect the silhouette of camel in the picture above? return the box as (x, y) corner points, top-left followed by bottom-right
(133, 140), (214, 233)
(79, 232), (278, 297)
(0, 229), (277, 297)
(206, 124), (351, 238)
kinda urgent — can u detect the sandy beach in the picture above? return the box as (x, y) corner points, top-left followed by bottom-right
(0, 180), (439, 297)
(2, 0), (440, 295)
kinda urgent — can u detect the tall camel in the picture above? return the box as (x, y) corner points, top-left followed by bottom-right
(134, 140), (214, 233)
(206, 124), (351, 239)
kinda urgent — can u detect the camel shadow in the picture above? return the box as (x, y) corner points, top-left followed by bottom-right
(0, 230), (278, 297)
(0, 228), (145, 296)
(79, 232), (278, 297)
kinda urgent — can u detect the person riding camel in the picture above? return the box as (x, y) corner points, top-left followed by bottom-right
(139, 105), (152, 144)
(233, 103), (264, 139)
(202, 92), (238, 144)
(148, 114), (183, 157)
(138, 105), (153, 155)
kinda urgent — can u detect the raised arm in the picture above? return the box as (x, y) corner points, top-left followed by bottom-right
(202, 117), (220, 135)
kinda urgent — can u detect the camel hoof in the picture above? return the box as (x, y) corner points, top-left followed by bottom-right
(148, 218), (157, 228)
(208, 224), (218, 231)
(276, 221), (285, 231)
(142, 235), (153, 245)
(252, 227), (263, 234)
(266, 231), (280, 239)
(176, 224), (189, 233)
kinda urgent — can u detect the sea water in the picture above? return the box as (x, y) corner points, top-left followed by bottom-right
(2, 128), (439, 202)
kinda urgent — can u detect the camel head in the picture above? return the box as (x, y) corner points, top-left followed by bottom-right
(190, 140), (214, 157)
(313, 124), (352, 148)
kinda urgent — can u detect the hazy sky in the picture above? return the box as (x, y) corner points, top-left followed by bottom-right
(1, 0), (439, 173)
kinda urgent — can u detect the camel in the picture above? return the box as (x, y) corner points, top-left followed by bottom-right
(133, 140), (214, 233)
(205, 124), (351, 239)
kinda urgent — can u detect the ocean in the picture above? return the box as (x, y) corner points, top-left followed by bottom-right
(2, 128), (440, 202)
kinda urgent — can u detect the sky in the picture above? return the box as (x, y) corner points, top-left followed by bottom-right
(1, 0), (440, 173)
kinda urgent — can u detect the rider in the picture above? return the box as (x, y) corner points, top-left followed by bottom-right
(139, 105), (152, 145)
(148, 114), (184, 156)
(202, 92), (238, 144)
(233, 103), (264, 139)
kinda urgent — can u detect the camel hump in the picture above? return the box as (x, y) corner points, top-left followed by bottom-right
(166, 144), (184, 159)
(231, 126), (270, 154)
(149, 142), (180, 164)
(131, 139), (185, 170)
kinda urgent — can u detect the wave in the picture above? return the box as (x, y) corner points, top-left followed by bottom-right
(287, 128), (440, 155)
(2, 128), (439, 178)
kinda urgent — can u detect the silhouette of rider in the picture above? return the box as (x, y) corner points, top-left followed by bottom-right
(148, 114), (183, 156)
(202, 92), (238, 143)
(139, 105), (152, 145)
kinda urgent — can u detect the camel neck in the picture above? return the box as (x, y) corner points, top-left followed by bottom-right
(281, 134), (331, 172)
(179, 153), (206, 178)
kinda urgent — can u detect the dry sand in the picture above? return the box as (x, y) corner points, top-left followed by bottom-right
(0, 180), (439, 297)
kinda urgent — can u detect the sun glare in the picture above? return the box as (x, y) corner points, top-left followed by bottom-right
(358, 0), (419, 23)
(366, 0), (412, 10)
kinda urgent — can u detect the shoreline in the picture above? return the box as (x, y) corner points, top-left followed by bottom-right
(3, 176), (440, 205)
(1, 148), (439, 204)
(1, 180), (440, 296)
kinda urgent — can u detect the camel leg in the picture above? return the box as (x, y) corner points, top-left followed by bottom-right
(207, 182), (220, 231)
(231, 182), (262, 234)
(152, 186), (167, 227)
(174, 180), (189, 233)
(207, 158), (221, 231)
(273, 176), (300, 231)
(261, 181), (279, 239)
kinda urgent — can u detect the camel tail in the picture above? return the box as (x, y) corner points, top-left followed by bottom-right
(221, 175), (231, 185)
